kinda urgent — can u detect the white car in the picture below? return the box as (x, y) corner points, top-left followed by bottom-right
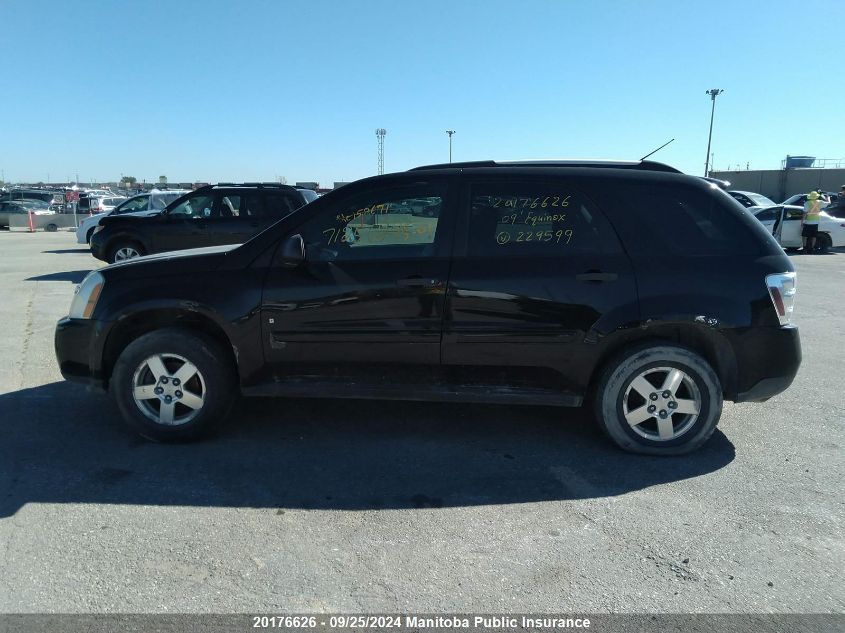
(75, 190), (188, 244)
(752, 205), (845, 251)
(88, 195), (127, 215)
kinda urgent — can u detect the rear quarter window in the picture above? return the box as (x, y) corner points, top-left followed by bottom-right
(265, 192), (305, 219)
(599, 182), (766, 256)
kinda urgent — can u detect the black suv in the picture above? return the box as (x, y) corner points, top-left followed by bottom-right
(56, 160), (801, 454)
(89, 183), (318, 263)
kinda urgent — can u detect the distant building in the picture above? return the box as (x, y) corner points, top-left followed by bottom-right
(295, 181), (319, 190)
(711, 156), (845, 202)
(333, 181), (352, 189)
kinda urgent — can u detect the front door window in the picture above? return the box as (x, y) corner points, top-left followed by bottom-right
(295, 189), (445, 261)
(168, 194), (216, 219)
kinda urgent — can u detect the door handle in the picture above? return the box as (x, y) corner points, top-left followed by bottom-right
(397, 277), (440, 288)
(576, 271), (618, 283)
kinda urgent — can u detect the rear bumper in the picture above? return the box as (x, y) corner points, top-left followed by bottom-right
(730, 325), (801, 402)
(54, 316), (109, 389)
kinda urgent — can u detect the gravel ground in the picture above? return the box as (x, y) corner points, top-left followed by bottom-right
(0, 231), (842, 614)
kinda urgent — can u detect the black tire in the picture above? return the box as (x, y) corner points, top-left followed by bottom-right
(108, 240), (145, 264)
(593, 344), (723, 455)
(45, 223), (58, 232)
(86, 227), (95, 244)
(816, 233), (832, 253)
(111, 327), (237, 442)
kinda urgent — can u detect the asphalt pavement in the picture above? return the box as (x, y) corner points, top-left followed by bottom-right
(0, 231), (842, 614)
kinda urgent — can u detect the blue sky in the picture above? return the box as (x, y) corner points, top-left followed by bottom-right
(2, 0), (842, 185)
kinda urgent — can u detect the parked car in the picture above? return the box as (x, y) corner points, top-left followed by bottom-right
(56, 160), (801, 454)
(75, 191), (187, 244)
(1, 189), (63, 205)
(727, 190), (776, 209)
(88, 195), (127, 215)
(0, 201), (33, 227)
(25, 200), (54, 215)
(75, 189), (115, 215)
(89, 184), (318, 263)
(751, 205), (845, 251)
(0, 199), (54, 227)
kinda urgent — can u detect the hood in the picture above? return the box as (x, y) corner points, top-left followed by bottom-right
(101, 244), (241, 279)
(100, 210), (163, 225)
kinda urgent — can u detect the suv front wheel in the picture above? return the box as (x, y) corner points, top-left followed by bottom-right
(109, 241), (145, 263)
(594, 344), (723, 455)
(111, 327), (237, 441)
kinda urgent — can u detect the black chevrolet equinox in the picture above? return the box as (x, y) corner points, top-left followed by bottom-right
(55, 160), (801, 454)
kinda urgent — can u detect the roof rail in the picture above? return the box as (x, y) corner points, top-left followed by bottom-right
(215, 182), (297, 189)
(409, 159), (682, 174)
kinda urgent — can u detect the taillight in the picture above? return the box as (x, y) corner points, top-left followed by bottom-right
(766, 272), (796, 325)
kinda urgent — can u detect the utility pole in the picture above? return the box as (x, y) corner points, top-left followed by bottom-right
(375, 128), (386, 175)
(704, 88), (724, 177)
(446, 130), (455, 163)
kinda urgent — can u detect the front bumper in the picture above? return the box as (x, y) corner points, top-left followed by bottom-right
(89, 233), (107, 261)
(729, 325), (801, 402)
(54, 316), (109, 389)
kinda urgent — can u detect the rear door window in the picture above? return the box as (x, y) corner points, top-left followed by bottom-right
(466, 181), (620, 257)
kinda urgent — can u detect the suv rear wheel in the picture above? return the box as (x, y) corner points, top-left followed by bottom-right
(111, 327), (236, 441)
(594, 344), (722, 455)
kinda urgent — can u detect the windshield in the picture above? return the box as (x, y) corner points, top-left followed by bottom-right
(745, 193), (776, 207)
(112, 196), (149, 214)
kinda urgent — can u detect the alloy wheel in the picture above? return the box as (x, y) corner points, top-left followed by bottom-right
(622, 366), (702, 441)
(114, 246), (140, 261)
(131, 353), (206, 426)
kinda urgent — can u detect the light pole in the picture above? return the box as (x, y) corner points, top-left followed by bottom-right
(375, 128), (386, 175)
(446, 130), (455, 163)
(704, 88), (723, 177)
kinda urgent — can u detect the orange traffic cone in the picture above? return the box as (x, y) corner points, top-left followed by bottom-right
(27, 209), (34, 233)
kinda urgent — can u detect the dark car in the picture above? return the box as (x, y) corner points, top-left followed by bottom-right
(89, 183), (318, 263)
(1, 188), (64, 208)
(0, 200), (33, 227)
(56, 160), (801, 454)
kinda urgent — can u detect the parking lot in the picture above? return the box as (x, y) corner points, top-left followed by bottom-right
(0, 231), (842, 613)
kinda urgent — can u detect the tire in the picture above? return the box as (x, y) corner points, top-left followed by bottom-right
(816, 233), (832, 253)
(86, 227), (95, 244)
(108, 240), (145, 264)
(45, 223), (58, 232)
(111, 327), (237, 442)
(593, 344), (723, 455)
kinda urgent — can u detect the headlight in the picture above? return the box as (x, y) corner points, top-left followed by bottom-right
(93, 225), (105, 234)
(68, 271), (105, 319)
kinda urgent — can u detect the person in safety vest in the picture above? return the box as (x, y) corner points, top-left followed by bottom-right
(801, 191), (822, 253)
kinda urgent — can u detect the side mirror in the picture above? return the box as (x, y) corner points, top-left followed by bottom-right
(279, 234), (305, 268)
